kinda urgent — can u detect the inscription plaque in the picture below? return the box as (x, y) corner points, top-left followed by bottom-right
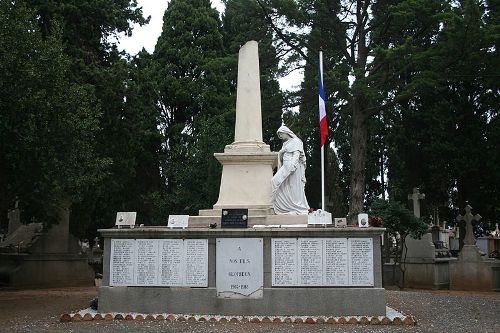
(216, 238), (263, 298)
(159, 239), (184, 286)
(110, 238), (208, 287)
(271, 237), (374, 287)
(298, 238), (323, 285)
(135, 239), (159, 285)
(110, 239), (135, 286)
(272, 238), (297, 286)
(221, 209), (248, 228)
(349, 238), (374, 286)
(324, 238), (348, 285)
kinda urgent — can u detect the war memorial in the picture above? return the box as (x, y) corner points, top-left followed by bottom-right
(97, 41), (386, 317)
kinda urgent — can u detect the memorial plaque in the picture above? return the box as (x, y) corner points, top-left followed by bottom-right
(221, 209), (248, 228)
(348, 238), (374, 286)
(110, 239), (136, 286)
(184, 239), (208, 287)
(307, 210), (333, 225)
(324, 238), (349, 286)
(167, 215), (189, 228)
(135, 239), (159, 285)
(158, 239), (184, 286)
(357, 213), (369, 228)
(298, 238), (323, 286)
(216, 238), (263, 298)
(334, 217), (347, 227)
(115, 212), (136, 227)
(272, 238), (297, 286)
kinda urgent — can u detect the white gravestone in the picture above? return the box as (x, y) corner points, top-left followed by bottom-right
(110, 239), (208, 287)
(216, 238), (263, 298)
(115, 212), (137, 228)
(271, 238), (373, 287)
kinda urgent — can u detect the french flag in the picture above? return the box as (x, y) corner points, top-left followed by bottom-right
(318, 54), (328, 147)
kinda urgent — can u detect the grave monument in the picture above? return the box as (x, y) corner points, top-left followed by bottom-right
(402, 188), (455, 289)
(0, 200), (94, 287)
(450, 205), (500, 291)
(98, 41), (386, 316)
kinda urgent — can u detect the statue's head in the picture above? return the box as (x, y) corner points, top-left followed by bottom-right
(277, 125), (295, 141)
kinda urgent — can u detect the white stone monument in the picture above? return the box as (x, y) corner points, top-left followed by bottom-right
(190, 41), (279, 227)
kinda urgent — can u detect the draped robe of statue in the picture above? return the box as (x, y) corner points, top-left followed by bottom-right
(271, 126), (309, 214)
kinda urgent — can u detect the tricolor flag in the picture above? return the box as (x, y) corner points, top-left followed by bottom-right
(318, 53), (328, 147)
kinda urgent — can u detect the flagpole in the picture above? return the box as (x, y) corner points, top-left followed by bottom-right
(319, 51), (325, 211)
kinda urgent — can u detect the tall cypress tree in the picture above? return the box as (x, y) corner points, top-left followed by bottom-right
(153, 0), (233, 214)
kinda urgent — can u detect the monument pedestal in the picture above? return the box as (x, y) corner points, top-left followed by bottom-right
(98, 227), (386, 316)
(450, 245), (500, 291)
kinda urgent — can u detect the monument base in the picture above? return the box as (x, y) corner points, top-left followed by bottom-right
(0, 253), (94, 288)
(98, 227), (386, 316)
(450, 245), (500, 291)
(98, 286), (385, 316)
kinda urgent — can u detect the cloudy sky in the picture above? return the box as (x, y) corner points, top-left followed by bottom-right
(117, 0), (225, 55)
(116, 0), (301, 91)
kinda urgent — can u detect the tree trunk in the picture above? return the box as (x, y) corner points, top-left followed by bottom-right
(348, 96), (368, 224)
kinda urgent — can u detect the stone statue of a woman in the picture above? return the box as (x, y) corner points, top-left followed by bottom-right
(271, 125), (309, 214)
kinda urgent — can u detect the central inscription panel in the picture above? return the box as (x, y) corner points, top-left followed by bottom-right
(271, 238), (373, 287)
(110, 239), (208, 287)
(216, 238), (263, 298)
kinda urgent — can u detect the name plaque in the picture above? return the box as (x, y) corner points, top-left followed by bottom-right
(271, 238), (373, 287)
(216, 238), (263, 298)
(110, 238), (208, 287)
(221, 209), (248, 228)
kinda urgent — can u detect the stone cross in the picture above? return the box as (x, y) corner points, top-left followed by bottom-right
(456, 205), (481, 246)
(408, 187), (425, 218)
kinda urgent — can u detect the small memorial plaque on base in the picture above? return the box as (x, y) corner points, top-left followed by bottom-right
(221, 209), (248, 228)
(307, 210), (332, 225)
(358, 213), (369, 228)
(334, 218), (347, 227)
(115, 212), (137, 228)
(168, 215), (189, 229)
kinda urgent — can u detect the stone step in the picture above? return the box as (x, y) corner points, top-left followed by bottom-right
(198, 208), (274, 217)
(188, 215), (268, 228)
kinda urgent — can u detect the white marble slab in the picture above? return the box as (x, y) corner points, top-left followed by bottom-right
(216, 238), (263, 298)
(109, 238), (208, 287)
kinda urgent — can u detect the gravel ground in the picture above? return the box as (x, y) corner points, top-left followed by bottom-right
(0, 287), (498, 333)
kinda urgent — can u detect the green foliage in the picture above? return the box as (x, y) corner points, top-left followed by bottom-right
(0, 0), (108, 228)
(152, 0), (233, 215)
(222, 0), (284, 151)
(370, 199), (428, 239)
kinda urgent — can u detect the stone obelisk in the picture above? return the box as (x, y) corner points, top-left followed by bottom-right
(193, 41), (276, 225)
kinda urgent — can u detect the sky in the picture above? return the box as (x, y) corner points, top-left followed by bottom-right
(116, 0), (302, 91)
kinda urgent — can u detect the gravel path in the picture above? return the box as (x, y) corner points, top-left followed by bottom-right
(0, 287), (498, 333)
